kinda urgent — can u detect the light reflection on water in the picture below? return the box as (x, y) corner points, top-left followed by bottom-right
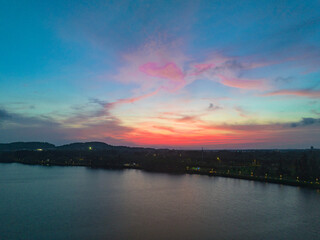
(0, 163), (319, 240)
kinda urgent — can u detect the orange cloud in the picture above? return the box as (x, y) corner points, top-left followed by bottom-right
(126, 129), (242, 147)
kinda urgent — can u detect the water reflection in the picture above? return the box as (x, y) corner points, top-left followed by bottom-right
(0, 163), (319, 240)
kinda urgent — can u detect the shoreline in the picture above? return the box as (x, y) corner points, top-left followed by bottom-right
(2, 161), (320, 190)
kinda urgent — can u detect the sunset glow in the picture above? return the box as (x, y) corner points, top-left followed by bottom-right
(0, 0), (319, 148)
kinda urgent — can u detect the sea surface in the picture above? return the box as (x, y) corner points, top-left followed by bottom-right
(1, 163), (320, 240)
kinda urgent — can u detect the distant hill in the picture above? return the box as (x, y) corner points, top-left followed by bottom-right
(0, 141), (151, 152)
(57, 142), (114, 151)
(0, 142), (55, 151)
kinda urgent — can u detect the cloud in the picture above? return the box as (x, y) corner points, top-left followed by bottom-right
(111, 44), (272, 109)
(89, 98), (108, 107)
(234, 106), (250, 118)
(208, 103), (222, 111)
(184, 56), (271, 90)
(0, 108), (59, 127)
(214, 60), (244, 71)
(311, 109), (320, 116)
(0, 109), (12, 120)
(0, 103), (133, 146)
(156, 111), (206, 124)
(66, 120), (133, 142)
(124, 117), (320, 148)
(176, 115), (200, 123)
(152, 125), (176, 133)
(0, 108), (66, 143)
(113, 41), (188, 88)
(263, 89), (320, 98)
(104, 89), (161, 111)
(2, 103), (319, 148)
(290, 118), (320, 128)
(274, 76), (293, 83)
(189, 63), (215, 76)
(217, 75), (267, 90)
(139, 62), (185, 91)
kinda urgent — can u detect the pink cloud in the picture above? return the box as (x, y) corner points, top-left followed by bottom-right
(189, 63), (215, 76)
(234, 106), (250, 118)
(111, 41), (189, 95)
(139, 62), (186, 91)
(217, 75), (267, 90)
(107, 88), (161, 109)
(183, 55), (272, 90)
(112, 44), (278, 98)
(194, 63), (215, 70)
(263, 89), (320, 98)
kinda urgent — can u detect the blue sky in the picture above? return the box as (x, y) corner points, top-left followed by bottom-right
(1, 0), (320, 148)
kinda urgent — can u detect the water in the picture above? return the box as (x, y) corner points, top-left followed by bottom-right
(0, 163), (319, 240)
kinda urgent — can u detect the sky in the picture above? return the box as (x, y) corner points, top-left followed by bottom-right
(0, 0), (320, 149)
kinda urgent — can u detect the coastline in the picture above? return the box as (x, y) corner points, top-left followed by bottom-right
(2, 161), (319, 190)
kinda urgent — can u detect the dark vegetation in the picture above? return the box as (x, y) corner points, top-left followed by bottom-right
(0, 142), (319, 188)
